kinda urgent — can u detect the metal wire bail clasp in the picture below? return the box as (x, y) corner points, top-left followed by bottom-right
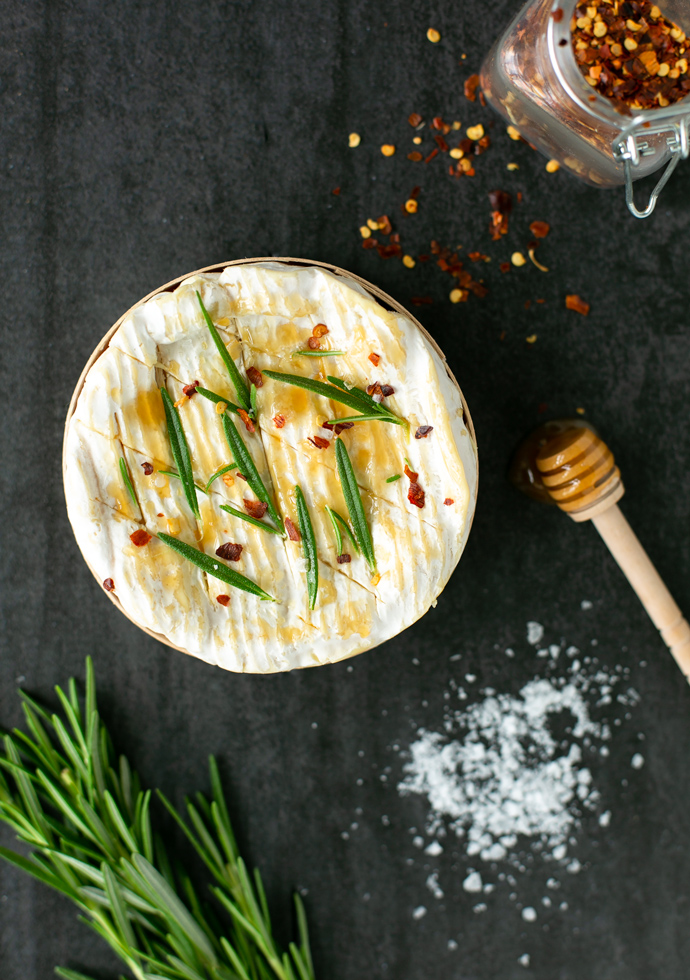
(613, 114), (690, 219)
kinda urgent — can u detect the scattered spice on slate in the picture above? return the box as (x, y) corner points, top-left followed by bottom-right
(464, 73), (481, 101)
(571, 0), (690, 109)
(489, 190), (513, 241)
(530, 220), (551, 238)
(566, 294), (591, 314)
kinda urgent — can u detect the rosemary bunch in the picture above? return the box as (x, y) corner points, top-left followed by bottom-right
(0, 659), (315, 980)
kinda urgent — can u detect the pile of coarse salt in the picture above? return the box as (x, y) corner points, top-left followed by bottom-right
(395, 617), (642, 923)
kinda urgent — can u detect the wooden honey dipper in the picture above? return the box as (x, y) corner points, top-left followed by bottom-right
(511, 421), (690, 682)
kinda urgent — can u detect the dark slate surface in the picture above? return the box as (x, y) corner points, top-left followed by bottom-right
(2, 1), (690, 978)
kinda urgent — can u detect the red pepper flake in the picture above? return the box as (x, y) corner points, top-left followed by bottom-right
(411, 296), (434, 305)
(332, 186), (341, 196)
(434, 133), (449, 152)
(408, 112), (423, 127)
(307, 336), (322, 350)
(529, 220), (550, 239)
(216, 542), (243, 561)
(431, 115), (445, 130)
(243, 499), (268, 518)
(517, 191), (523, 203)
(409, 185), (421, 200)
(425, 148), (439, 163)
(273, 414), (286, 428)
(308, 435), (331, 449)
(408, 482), (426, 509)
(285, 517), (300, 542)
(312, 323), (329, 338)
(103, 578), (115, 592)
(237, 408), (255, 434)
(377, 215), (393, 235)
(337, 554), (351, 564)
(500, 262), (511, 273)
(157, 512), (164, 517)
(389, 232), (401, 244)
(443, 498), (454, 506)
(236, 472), (248, 481)
(418, 254), (430, 262)
(404, 463), (419, 482)
(182, 380), (199, 397)
(369, 352), (381, 366)
(468, 251), (490, 263)
(216, 595), (231, 606)
(408, 151), (424, 162)
(141, 462), (154, 475)
(377, 243), (402, 259)
(552, 7), (563, 21)
(130, 529), (152, 547)
(380, 384), (395, 397)
(566, 294), (590, 315)
(362, 238), (378, 250)
(415, 425), (434, 439)
(464, 73), (481, 101)
(334, 421), (354, 435)
(246, 366), (264, 388)
(488, 189), (513, 241)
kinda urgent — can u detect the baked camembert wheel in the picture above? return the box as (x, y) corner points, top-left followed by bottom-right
(63, 261), (477, 672)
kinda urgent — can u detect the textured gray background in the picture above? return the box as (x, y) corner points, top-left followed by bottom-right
(2, 1), (690, 978)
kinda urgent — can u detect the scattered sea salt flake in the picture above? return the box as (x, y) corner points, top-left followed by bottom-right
(522, 906), (537, 922)
(412, 905), (427, 920)
(581, 600), (593, 610)
(463, 871), (483, 893)
(448, 939), (458, 950)
(424, 841), (443, 856)
(598, 810), (611, 828)
(426, 873), (444, 899)
(631, 753), (645, 769)
(527, 621), (544, 645)
(474, 902), (488, 913)
(412, 836), (425, 848)
(518, 953), (531, 967)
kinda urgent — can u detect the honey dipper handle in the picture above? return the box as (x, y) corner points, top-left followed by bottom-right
(592, 504), (690, 682)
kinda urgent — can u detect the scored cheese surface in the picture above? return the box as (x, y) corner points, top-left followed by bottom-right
(64, 262), (477, 673)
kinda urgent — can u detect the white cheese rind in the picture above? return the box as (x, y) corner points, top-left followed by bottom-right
(65, 263), (477, 672)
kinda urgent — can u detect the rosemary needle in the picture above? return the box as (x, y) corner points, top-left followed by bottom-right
(196, 291), (251, 414)
(221, 414), (283, 532)
(325, 505), (360, 554)
(295, 485), (318, 610)
(386, 473), (402, 483)
(291, 350), (346, 357)
(118, 457), (139, 512)
(160, 388), (200, 519)
(334, 438), (376, 572)
(205, 462), (237, 492)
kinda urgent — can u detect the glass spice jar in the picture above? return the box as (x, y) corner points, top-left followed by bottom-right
(480, 0), (690, 216)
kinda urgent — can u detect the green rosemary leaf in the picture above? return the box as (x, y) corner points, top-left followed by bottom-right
(157, 471), (208, 496)
(208, 757), (237, 863)
(195, 386), (243, 417)
(132, 853), (218, 967)
(119, 458), (139, 512)
(294, 893), (314, 979)
(325, 507), (359, 554)
(220, 414), (283, 531)
(55, 967), (100, 980)
(324, 413), (404, 426)
(294, 486), (318, 610)
(196, 291), (250, 412)
(263, 371), (402, 423)
(324, 506), (342, 556)
(219, 504), (284, 536)
(157, 534), (275, 601)
(289, 941), (312, 980)
(103, 790), (139, 854)
(334, 439), (376, 572)
(291, 350), (346, 358)
(103, 862), (138, 950)
(205, 463), (237, 492)
(250, 382), (258, 419)
(0, 845), (80, 901)
(160, 389), (200, 519)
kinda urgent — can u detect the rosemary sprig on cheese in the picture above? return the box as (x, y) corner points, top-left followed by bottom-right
(325, 505), (360, 555)
(196, 291), (252, 415)
(294, 486), (318, 609)
(196, 385), (243, 417)
(220, 503), (285, 536)
(291, 350), (346, 358)
(334, 438), (376, 572)
(221, 414), (284, 533)
(0, 659), (315, 979)
(205, 462), (237, 491)
(159, 533), (275, 600)
(119, 456), (140, 512)
(160, 387), (200, 519)
(262, 371), (405, 425)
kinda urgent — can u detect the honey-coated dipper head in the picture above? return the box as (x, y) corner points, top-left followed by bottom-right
(535, 425), (624, 522)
